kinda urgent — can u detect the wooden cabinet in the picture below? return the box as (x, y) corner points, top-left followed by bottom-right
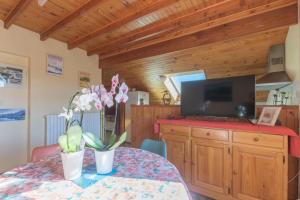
(131, 105), (180, 147)
(191, 139), (230, 195)
(160, 124), (289, 200)
(256, 105), (299, 200)
(162, 133), (190, 182)
(232, 146), (286, 200)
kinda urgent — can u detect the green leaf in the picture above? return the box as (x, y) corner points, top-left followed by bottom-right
(58, 135), (69, 153)
(109, 132), (127, 150)
(82, 132), (104, 149)
(58, 125), (83, 153)
(108, 133), (116, 147)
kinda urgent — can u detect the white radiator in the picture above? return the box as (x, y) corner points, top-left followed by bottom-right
(45, 112), (103, 145)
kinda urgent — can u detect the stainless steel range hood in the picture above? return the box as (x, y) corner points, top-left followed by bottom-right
(256, 44), (292, 91)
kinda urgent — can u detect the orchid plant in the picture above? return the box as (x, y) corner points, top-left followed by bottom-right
(58, 74), (128, 153)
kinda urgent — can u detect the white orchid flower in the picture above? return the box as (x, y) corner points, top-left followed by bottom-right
(74, 93), (94, 111)
(59, 107), (73, 120)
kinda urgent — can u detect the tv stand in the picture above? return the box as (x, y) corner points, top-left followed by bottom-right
(158, 119), (289, 200)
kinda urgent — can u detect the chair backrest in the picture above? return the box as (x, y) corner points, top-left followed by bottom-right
(31, 144), (61, 162)
(140, 139), (167, 158)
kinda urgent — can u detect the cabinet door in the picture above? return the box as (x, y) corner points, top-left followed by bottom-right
(191, 139), (230, 195)
(162, 134), (190, 182)
(232, 146), (285, 200)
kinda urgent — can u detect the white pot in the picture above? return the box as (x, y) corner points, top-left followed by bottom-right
(95, 149), (115, 174)
(61, 150), (84, 180)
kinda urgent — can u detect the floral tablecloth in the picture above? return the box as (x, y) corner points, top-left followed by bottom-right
(0, 147), (191, 200)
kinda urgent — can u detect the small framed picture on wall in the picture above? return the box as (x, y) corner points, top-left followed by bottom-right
(258, 107), (282, 126)
(47, 54), (63, 76)
(79, 71), (91, 88)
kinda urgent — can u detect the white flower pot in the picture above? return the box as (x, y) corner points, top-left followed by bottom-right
(95, 149), (115, 174)
(61, 150), (84, 180)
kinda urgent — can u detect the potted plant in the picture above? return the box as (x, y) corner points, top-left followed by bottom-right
(58, 91), (89, 180)
(82, 74), (128, 174)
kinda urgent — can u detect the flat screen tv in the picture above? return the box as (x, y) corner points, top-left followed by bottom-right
(181, 75), (255, 119)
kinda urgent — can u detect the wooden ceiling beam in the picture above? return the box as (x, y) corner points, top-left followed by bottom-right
(99, 5), (297, 67)
(67, 0), (178, 49)
(40, 0), (103, 41)
(4, 0), (31, 29)
(94, 0), (296, 57)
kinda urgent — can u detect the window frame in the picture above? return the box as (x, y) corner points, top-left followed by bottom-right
(163, 70), (206, 102)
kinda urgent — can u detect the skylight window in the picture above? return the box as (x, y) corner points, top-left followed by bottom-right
(163, 70), (206, 102)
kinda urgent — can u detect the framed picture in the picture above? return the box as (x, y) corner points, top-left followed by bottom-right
(47, 54), (63, 75)
(79, 71), (91, 88)
(0, 63), (24, 87)
(0, 109), (25, 122)
(258, 107), (282, 126)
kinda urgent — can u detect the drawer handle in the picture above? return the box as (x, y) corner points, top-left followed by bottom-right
(233, 171), (237, 175)
(253, 137), (259, 142)
(206, 132), (210, 136)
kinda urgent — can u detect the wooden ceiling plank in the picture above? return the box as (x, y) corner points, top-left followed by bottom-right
(99, 5), (297, 67)
(89, 0), (235, 55)
(4, 0), (31, 29)
(94, 0), (296, 57)
(67, 0), (178, 49)
(40, 0), (103, 41)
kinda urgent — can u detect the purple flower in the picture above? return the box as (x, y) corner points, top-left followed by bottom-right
(115, 83), (129, 103)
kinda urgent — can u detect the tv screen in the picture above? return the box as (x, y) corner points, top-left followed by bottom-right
(181, 75), (255, 118)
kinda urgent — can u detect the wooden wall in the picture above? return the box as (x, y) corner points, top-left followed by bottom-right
(102, 27), (288, 104)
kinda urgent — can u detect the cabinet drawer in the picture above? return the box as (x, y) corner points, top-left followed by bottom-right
(192, 127), (229, 141)
(160, 124), (190, 136)
(233, 131), (284, 149)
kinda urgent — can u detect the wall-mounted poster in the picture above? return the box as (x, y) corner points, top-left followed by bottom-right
(0, 109), (25, 121)
(0, 63), (24, 87)
(47, 54), (63, 75)
(79, 71), (91, 88)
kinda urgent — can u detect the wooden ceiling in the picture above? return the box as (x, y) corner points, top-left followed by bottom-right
(0, 0), (297, 66)
(0, 0), (298, 104)
(102, 27), (289, 103)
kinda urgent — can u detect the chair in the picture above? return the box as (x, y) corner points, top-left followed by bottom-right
(140, 139), (167, 158)
(31, 144), (61, 162)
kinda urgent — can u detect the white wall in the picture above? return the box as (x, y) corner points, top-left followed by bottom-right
(0, 53), (29, 172)
(285, 24), (300, 104)
(0, 20), (101, 169)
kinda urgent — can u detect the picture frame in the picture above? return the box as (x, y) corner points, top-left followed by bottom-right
(258, 107), (282, 126)
(79, 71), (91, 88)
(47, 54), (63, 76)
(0, 62), (25, 88)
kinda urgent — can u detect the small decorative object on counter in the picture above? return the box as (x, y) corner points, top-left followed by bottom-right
(162, 90), (172, 105)
(273, 89), (289, 105)
(257, 106), (282, 126)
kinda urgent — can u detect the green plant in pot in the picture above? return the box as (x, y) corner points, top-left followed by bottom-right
(58, 88), (100, 180)
(81, 74), (129, 174)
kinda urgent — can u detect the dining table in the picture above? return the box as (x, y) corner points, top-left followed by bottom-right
(0, 147), (191, 200)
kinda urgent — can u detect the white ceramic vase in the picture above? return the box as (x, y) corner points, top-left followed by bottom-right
(94, 149), (115, 174)
(61, 150), (84, 180)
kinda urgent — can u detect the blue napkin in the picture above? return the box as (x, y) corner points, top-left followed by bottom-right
(73, 165), (117, 189)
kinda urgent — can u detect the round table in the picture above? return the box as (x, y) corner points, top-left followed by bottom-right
(0, 147), (191, 200)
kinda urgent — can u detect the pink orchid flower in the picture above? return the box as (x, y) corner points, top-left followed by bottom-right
(110, 74), (119, 94)
(115, 82), (129, 103)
